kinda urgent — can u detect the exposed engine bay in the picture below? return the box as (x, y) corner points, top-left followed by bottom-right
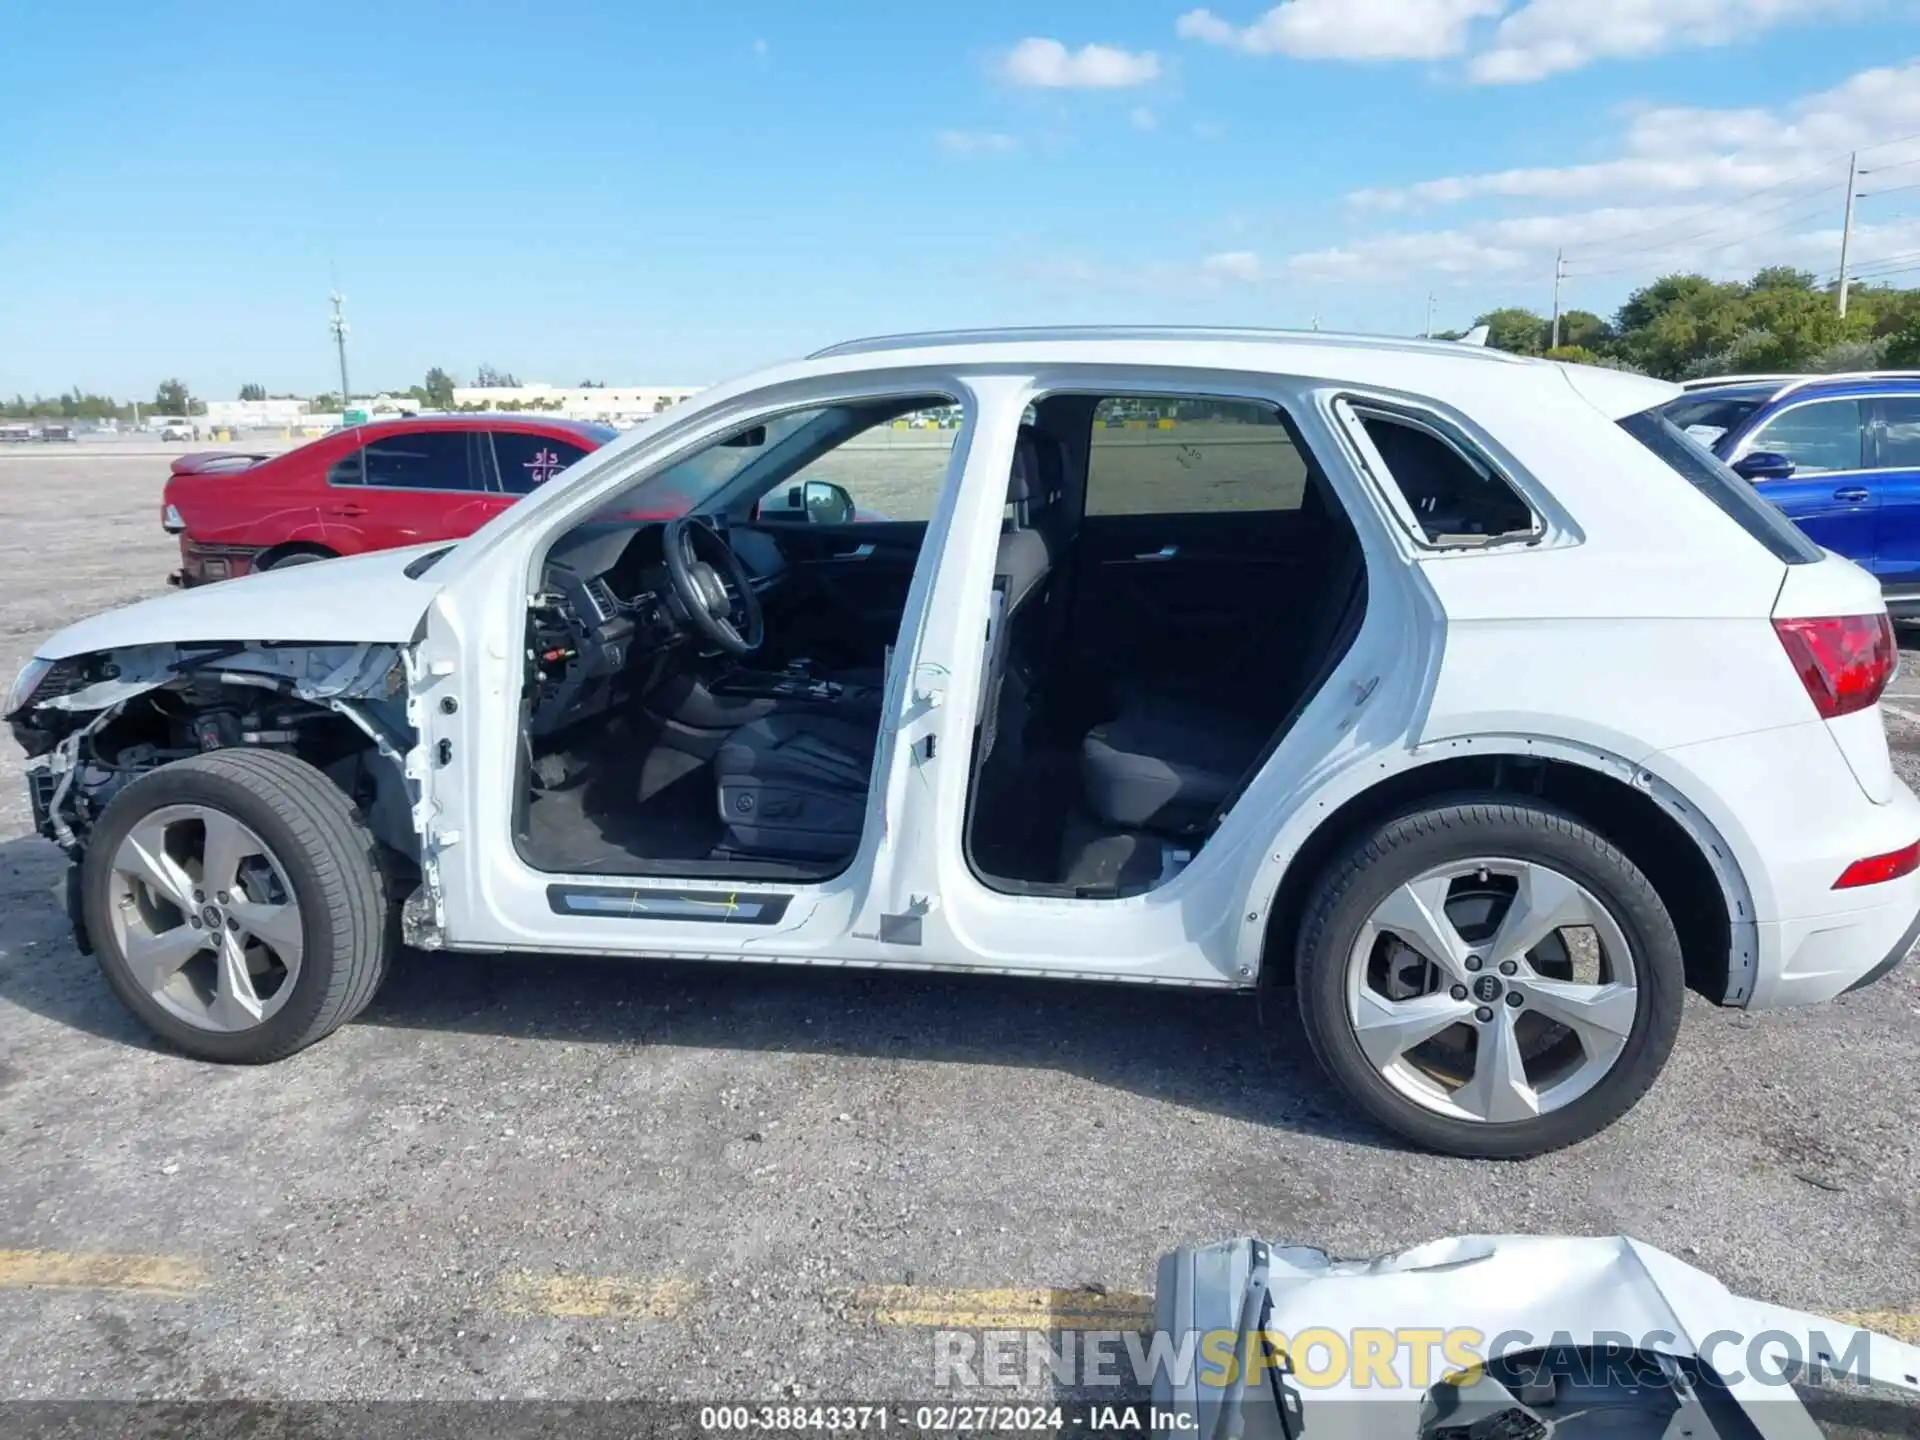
(12, 641), (420, 865)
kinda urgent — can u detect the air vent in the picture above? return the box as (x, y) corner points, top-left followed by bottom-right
(584, 579), (619, 622)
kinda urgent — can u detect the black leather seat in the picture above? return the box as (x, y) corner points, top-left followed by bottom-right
(715, 430), (1066, 860)
(1080, 694), (1266, 833)
(1077, 522), (1367, 837)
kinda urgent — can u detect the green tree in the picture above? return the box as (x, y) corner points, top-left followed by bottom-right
(473, 364), (520, 388)
(422, 367), (456, 409)
(1556, 309), (1614, 350)
(1473, 307), (1550, 356)
(238, 382), (266, 401)
(154, 378), (194, 414)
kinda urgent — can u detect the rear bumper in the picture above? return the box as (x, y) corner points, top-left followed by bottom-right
(173, 540), (263, 586)
(1654, 720), (1920, 1008)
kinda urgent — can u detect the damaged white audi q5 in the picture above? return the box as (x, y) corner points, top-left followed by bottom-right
(9, 328), (1919, 1157)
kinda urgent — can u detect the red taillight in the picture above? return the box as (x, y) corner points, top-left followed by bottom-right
(1772, 613), (1896, 719)
(1835, 840), (1920, 889)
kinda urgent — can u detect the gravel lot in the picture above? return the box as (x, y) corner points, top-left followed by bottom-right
(0, 442), (1917, 1406)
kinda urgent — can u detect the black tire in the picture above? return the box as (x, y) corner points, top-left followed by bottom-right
(82, 749), (393, 1063)
(260, 549), (332, 571)
(1293, 794), (1684, 1159)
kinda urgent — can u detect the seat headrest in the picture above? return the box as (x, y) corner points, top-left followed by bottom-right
(1008, 429), (1042, 506)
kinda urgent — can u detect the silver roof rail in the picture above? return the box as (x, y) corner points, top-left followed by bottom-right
(1677, 373), (1802, 392)
(1769, 369), (1920, 401)
(806, 324), (1525, 363)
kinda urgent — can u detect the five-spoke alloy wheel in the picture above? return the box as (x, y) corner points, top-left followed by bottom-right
(82, 748), (395, 1063)
(1296, 796), (1684, 1158)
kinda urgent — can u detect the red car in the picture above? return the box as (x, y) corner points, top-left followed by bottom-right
(162, 415), (617, 585)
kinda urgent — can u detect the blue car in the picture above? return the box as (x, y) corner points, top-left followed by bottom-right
(1664, 372), (1920, 615)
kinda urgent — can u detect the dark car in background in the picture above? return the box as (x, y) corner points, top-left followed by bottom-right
(1665, 371), (1920, 614)
(162, 414), (618, 585)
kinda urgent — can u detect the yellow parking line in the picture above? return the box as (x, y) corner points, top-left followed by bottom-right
(851, 1285), (1154, 1332)
(1829, 1310), (1920, 1345)
(497, 1271), (697, 1319)
(0, 1249), (205, 1298)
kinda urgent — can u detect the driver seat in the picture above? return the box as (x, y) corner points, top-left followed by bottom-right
(712, 430), (1063, 863)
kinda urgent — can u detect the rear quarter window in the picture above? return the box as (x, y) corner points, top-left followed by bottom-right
(1620, 407), (1821, 564)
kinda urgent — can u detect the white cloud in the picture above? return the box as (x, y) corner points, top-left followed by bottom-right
(1000, 37), (1161, 88)
(1202, 250), (1266, 281)
(1193, 119), (1229, 140)
(1177, 0), (1503, 61)
(1470, 0), (1866, 83)
(938, 130), (1018, 156)
(1352, 57), (1920, 210)
(1130, 106), (1159, 130)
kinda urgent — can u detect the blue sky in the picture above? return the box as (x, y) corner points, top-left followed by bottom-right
(5, 0), (1920, 399)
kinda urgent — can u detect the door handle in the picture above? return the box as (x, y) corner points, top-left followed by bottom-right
(1133, 544), (1179, 561)
(830, 543), (875, 561)
(1833, 488), (1871, 503)
(329, 504), (367, 518)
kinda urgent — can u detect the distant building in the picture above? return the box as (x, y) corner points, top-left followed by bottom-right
(204, 398), (310, 430)
(448, 382), (703, 422)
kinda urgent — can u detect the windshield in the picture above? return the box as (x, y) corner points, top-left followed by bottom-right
(580, 398), (946, 526)
(1660, 392), (1768, 451)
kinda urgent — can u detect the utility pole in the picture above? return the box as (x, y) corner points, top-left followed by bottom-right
(1838, 151), (1859, 318)
(328, 291), (352, 410)
(1550, 248), (1566, 350)
(1424, 292), (1436, 339)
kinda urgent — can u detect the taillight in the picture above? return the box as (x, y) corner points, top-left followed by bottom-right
(161, 502), (185, 533)
(1772, 613), (1896, 719)
(1835, 840), (1920, 889)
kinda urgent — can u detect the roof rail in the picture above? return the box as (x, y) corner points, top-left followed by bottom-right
(1769, 369), (1920, 401)
(806, 324), (1525, 363)
(1677, 373), (1802, 392)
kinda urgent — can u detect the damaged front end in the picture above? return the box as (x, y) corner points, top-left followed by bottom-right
(8, 641), (427, 948)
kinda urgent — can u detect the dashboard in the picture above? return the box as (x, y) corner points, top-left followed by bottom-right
(525, 519), (785, 737)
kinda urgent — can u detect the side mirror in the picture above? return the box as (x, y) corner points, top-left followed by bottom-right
(801, 479), (855, 526)
(722, 424), (768, 449)
(1734, 450), (1796, 482)
(754, 479), (856, 525)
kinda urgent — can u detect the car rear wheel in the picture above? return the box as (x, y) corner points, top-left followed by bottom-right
(1294, 795), (1684, 1159)
(82, 749), (394, 1063)
(259, 548), (332, 571)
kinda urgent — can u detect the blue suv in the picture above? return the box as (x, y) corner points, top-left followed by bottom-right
(1664, 373), (1920, 614)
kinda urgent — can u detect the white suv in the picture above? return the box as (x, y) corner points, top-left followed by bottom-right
(9, 328), (1917, 1157)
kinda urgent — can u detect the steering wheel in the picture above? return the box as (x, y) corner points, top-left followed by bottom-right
(662, 517), (764, 656)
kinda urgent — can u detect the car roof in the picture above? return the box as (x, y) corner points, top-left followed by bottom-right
(1679, 371), (1920, 406)
(342, 414), (614, 442)
(756, 325), (1679, 422)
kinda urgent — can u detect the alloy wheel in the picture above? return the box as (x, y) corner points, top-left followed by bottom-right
(105, 804), (304, 1033)
(1344, 858), (1639, 1124)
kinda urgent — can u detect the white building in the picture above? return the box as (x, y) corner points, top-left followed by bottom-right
(203, 398), (311, 430)
(447, 382), (703, 423)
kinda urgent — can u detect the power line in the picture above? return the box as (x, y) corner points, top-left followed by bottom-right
(1562, 170), (1841, 264)
(1565, 179), (1843, 270)
(1567, 187), (1847, 279)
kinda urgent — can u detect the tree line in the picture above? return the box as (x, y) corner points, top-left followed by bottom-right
(1455, 266), (1920, 379)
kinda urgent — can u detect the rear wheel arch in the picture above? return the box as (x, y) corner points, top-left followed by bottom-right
(256, 542), (339, 571)
(1252, 745), (1754, 1005)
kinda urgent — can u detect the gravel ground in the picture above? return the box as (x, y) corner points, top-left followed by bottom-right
(0, 446), (1916, 1408)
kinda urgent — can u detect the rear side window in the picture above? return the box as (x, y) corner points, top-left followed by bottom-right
(1352, 410), (1536, 544)
(491, 432), (590, 494)
(347, 432), (477, 491)
(1875, 395), (1920, 469)
(1084, 397), (1309, 516)
(1620, 408), (1821, 564)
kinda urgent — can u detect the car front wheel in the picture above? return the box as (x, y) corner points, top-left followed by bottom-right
(82, 748), (394, 1063)
(1294, 796), (1684, 1159)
